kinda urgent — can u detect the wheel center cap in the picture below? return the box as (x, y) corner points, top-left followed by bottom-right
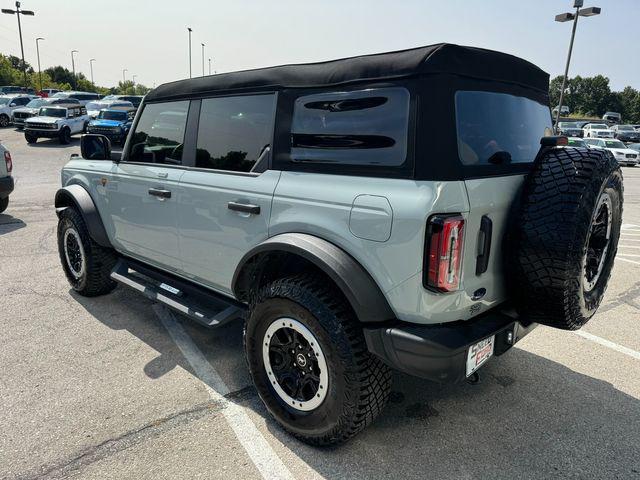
(296, 353), (307, 367)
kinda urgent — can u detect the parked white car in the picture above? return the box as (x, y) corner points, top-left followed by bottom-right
(585, 138), (638, 166)
(51, 91), (101, 106)
(11, 97), (80, 128)
(85, 100), (134, 119)
(23, 105), (90, 144)
(0, 140), (13, 213)
(583, 123), (614, 138)
(0, 94), (35, 128)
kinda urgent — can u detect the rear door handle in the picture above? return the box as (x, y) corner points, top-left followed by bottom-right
(227, 202), (260, 215)
(148, 188), (171, 199)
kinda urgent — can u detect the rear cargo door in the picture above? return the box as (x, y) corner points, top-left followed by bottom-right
(455, 90), (553, 310)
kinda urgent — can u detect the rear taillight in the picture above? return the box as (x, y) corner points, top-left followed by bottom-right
(4, 151), (12, 174)
(424, 215), (465, 292)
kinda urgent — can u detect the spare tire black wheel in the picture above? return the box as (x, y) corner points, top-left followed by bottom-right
(513, 146), (623, 330)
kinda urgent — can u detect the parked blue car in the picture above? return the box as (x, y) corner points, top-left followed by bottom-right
(86, 109), (135, 145)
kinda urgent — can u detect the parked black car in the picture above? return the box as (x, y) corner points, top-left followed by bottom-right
(556, 121), (583, 137)
(611, 125), (640, 143)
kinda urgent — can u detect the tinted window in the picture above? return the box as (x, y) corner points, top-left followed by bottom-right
(195, 94), (275, 172)
(128, 101), (189, 165)
(290, 87), (410, 166)
(455, 91), (552, 166)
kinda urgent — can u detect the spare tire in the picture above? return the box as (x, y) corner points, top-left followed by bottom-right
(512, 146), (623, 330)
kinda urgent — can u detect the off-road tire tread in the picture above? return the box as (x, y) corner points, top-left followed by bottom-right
(57, 207), (117, 297)
(513, 146), (622, 330)
(247, 273), (391, 446)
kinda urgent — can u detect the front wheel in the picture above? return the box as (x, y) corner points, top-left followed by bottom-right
(25, 133), (37, 144)
(0, 114), (9, 128)
(244, 274), (391, 446)
(59, 127), (71, 145)
(57, 207), (118, 296)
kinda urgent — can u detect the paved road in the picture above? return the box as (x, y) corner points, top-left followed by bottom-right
(1, 128), (639, 480)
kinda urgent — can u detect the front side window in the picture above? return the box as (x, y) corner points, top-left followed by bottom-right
(195, 94), (275, 172)
(455, 91), (552, 166)
(127, 100), (189, 165)
(290, 87), (410, 166)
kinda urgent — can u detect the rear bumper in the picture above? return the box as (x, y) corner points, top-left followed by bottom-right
(0, 175), (14, 197)
(363, 308), (537, 383)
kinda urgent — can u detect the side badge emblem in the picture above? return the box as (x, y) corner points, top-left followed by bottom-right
(100, 177), (107, 186)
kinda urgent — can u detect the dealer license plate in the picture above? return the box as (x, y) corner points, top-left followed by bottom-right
(466, 336), (495, 377)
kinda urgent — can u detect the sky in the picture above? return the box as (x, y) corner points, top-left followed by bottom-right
(0, 0), (637, 91)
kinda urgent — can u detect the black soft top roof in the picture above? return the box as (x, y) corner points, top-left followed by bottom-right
(146, 43), (549, 102)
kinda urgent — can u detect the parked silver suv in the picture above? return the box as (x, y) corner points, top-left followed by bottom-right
(54, 44), (623, 445)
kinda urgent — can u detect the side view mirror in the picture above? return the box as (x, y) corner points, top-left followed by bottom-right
(81, 134), (112, 160)
(9, 103), (16, 107)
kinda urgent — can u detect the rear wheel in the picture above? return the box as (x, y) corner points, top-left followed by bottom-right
(57, 207), (118, 296)
(59, 127), (71, 144)
(512, 147), (623, 330)
(0, 196), (8, 214)
(245, 274), (391, 446)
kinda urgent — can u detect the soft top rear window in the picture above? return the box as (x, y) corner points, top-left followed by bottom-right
(455, 91), (552, 167)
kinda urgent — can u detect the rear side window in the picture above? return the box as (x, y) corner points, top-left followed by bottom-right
(290, 87), (410, 166)
(455, 91), (552, 166)
(195, 94), (275, 172)
(127, 101), (189, 165)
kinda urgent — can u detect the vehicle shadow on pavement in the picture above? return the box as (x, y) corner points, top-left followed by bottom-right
(25, 138), (80, 148)
(0, 214), (26, 235)
(74, 288), (640, 480)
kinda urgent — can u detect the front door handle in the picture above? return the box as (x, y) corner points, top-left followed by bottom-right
(228, 202), (260, 215)
(148, 188), (171, 199)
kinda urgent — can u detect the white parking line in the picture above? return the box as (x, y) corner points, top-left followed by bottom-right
(618, 257), (640, 266)
(154, 305), (298, 480)
(574, 330), (640, 361)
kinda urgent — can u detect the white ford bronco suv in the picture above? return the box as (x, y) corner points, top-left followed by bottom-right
(24, 105), (89, 144)
(55, 44), (623, 445)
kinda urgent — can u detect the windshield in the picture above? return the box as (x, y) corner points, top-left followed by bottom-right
(26, 99), (47, 108)
(98, 110), (127, 121)
(39, 107), (66, 117)
(604, 140), (626, 148)
(590, 124), (609, 129)
(455, 91), (552, 166)
(558, 122), (577, 128)
(618, 125), (634, 131)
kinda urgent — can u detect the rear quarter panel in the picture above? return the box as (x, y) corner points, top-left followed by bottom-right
(270, 172), (474, 324)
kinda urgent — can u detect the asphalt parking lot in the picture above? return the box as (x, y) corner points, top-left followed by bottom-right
(1, 127), (639, 480)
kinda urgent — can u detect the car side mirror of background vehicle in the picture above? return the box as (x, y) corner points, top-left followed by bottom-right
(81, 134), (112, 160)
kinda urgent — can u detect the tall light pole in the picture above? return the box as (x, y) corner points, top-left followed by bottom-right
(132, 75), (137, 95)
(554, 0), (601, 129)
(201, 43), (205, 77)
(1, 2), (35, 87)
(89, 59), (96, 89)
(187, 27), (193, 78)
(71, 50), (78, 90)
(35, 37), (44, 92)
(208, 58), (212, 75)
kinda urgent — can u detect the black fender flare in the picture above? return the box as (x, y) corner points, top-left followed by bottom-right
(54, 184), (112, 248)
(232, 233), (396, 323)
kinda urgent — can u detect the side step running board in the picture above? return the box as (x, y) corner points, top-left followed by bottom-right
(110, 258), (245, 328)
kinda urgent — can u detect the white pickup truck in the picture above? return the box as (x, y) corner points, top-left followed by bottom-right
(24, 105), (89, 144)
